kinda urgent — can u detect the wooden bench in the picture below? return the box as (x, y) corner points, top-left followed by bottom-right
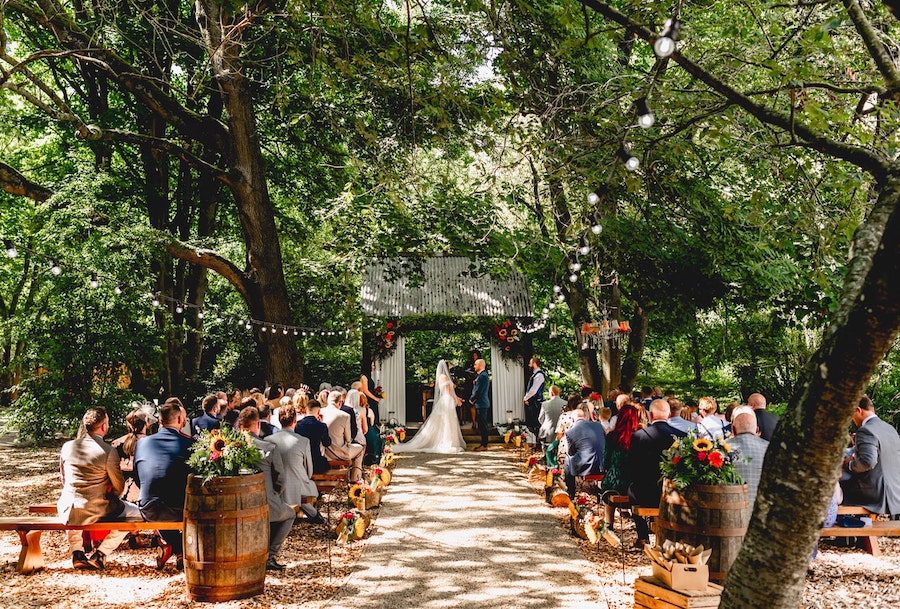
(0, 517), (183, 574)
(603, 497), (899, 556)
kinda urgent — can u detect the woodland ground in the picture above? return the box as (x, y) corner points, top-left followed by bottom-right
(0, 444), (897, 608)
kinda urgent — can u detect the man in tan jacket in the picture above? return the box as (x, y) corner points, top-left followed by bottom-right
(58, 407), (141, 570)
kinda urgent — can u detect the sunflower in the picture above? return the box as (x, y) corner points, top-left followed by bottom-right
(720, 441), (731, 453)
(349, 484), (366, 501)
(498, 328), (508, 337)
(212, 438), (227, 452)
(693, 438), (714, 451)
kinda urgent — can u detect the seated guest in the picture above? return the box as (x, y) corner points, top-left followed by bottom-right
(727, 407), (769, 507)
(110, 406), (153, 502)
(555, 394), (582, 465)
(296, 399), (332, 474)
(134, 398), (195, 569)
(265, 384), (284, 430)
(333, 386), (360, 445)
(563, 409), (606, 499)
(600, 404), (641, 525)
(258, 401), (277, 438)
(628, 399), (687, 548)
(667, 399), (698, 435)
(748, 392), (779, 441)
(237, 407), (297, 571)
(345, 389), (368, 448)
(268, 404), (324, 524)
(697, 396), (726, 440)
(841, 395), (900, 516)
(191, 394), (222, 435)
(539, 385), (565, 451)
(58, 407), (141, 570)
(321, 390), (364, 479)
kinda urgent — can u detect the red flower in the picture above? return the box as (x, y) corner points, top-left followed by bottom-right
(210, 451), (220, 461)
(386, 331), (394, 339)
(672, 455), (681, 465)
(386, 322), (394, 329)
(697, 451), (708, 462)
(503, 320), (511, 327)
(576, 496), (588, 506)
(341, 512), (354, 521)
(590, 392), (601, 401)
(708, 451), (724, 468)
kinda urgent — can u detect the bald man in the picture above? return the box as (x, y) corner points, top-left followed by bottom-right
(728, 407), (769, 507)
(748, 393), (779, 441)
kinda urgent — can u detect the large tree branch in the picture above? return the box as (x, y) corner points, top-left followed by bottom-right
(578, 0), (889, 183)
(7, 0), (230, 151)
(0, 161), (52, 201)
(842, 0), (900, 93)
(163, 240), (254, 306)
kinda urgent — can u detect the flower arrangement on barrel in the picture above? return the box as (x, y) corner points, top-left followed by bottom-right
(370, 465), (392, 488)
(660, 432), (744, 489)
(380, 446), (396, 468)
(380, 421), (406, 445)
(348, 479), (383, 511)
(372, 320), (400, 361)
(492, 319), (521, 361)
(187, 427), (263, 483)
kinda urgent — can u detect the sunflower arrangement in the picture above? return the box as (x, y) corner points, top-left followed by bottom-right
(380, 422), (405, 445)
(567, 494), (609, 545)
(380, 446), (396, 468)
(187, 427), (263, 484)
(335, 509), (370, 544)
(546, 467), (563, 488)
(660, 431), (744, 490)
(372, 320), (400, 361)
(370, 466), (392, 488)
(492, 319), (522, 361)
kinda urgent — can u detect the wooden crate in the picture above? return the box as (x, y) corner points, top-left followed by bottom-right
(634, 575), (723, 609)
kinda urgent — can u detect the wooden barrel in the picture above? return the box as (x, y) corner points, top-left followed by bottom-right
(183, 473), (269, 602)
(656, 480), (749, 583)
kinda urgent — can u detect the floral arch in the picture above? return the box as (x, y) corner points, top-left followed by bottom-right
(360, 255), (535, 426)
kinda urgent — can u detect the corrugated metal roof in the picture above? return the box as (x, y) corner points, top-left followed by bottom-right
(361, 256), (534, 319)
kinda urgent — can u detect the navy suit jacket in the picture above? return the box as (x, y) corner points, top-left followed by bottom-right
(754, 409), (779, 441)
(295, 415), (332, 474)
(564, 419), (606, 477)
(134, 426), (195, 510)
(191, 413), (220, 435)
(471, 370), (490, 410)
(628, 421), (686, 507)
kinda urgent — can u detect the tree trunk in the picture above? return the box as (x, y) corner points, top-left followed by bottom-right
(721, 171), (900, 608)
(619, 305), (648, 392)
(194, 0), (301, 386)
(600, 282), (622, 394)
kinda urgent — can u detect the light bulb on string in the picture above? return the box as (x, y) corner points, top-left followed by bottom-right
(302, 331), (307, 336)
(636, 97), (655, 128)
(591, 213), (603, 235)
(578, 237), (590, 256)
(619, 143), (640, 171)
(215, 316), (223, 323)
(197, 311), (204, 319)
(572, 261), (582, 272)
(151, 294), (160, 307)
(654, 18), (681, 58)
(50, 260), (62, 275)
(4, 240), (18, 258)
(271, 326), (277, 334)
(557, 293), (566, 302)
(261, 326), (267, 332)
(282, 328), (288, 335)
(549, 302), (556, 309)
(553, 285), (561, 293)
(587, 190), (600, 205)
(245, 322), (252, 329)
(114, 284), (124, 295)
(569, 273), (578, 283)
(294, 330), (299, 336)
(89, 273), (99, 289)
(175, 304), (183, 313)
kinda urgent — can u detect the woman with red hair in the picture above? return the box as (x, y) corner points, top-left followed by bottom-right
(599, 404), (642, 525)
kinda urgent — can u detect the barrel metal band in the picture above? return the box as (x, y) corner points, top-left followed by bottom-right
(184, 506), (267, 522)
(184, 551), (268, 571)
(656, 518), (747, 537)
(662, 498), (748, 509)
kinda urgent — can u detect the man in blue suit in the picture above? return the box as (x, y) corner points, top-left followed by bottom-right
(190, 394), (221, 435)
(134, 398), (195, 569)
(563, 409), (606, 498)
(470, 359), (490, 451)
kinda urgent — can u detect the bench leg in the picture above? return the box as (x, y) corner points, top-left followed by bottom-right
(16, 530), (45, 574)
(861, 535), (881, 557)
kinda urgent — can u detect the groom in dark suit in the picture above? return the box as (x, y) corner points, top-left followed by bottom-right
(470, 359), (490, 451)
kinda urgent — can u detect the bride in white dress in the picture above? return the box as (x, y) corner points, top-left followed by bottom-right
(393, 360), (466, 454)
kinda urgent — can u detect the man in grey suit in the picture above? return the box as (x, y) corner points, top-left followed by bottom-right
(563, 409), (606, 498)
(538, 385), (565, 451)
(321, 391), (364, 478)
(727, 407), (769, 507)
(470, 359), (490, 451)
(238, 407), (298, 571)
(58, 407), (141, 570)
(841, 395), (900, 516)
(268, 403), (324, 524)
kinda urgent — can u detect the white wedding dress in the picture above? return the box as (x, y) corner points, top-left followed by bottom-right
(393, 360), (466, 454)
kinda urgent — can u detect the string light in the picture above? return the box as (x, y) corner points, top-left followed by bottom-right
(175, 304), (183, 313)
(50, 259), (62, 275)
(619, 143), (639, 171)
(636, 97), (655, 128)
(197, 311), (204, 319)
(572, 261), (582, 272)
(591, 214), (603, 235)
(569, 273), (578, 283)
(114, 284), (124, 295)
(4, 240), (17, 258)
(587, 190), (601, 205)
(578, 237), (590, 256)
(654, 18), (681, 58)
(90, 273), (99, 289)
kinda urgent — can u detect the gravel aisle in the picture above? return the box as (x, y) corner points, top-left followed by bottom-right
(324, 451), (608, 609)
